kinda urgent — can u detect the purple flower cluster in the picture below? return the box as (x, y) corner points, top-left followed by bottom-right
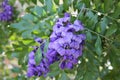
(27, 38), (49, 77)
(0, 0), (13, 21)
(47, 13), (86, 69)
(27, 13), (86, 77)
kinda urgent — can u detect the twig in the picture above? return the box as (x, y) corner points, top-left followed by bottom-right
(85, 28), (112, 41)
(85, 8), (118, 23)
(76, 4), (85, 20)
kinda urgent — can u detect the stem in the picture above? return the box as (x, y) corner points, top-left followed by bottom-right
(76, 4), (85, 20)
(85, 8), (118, 22)
(85, 28), (112, 41)
(40, 13), (57, 22)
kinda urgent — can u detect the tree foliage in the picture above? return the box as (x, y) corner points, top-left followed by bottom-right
(0, 0), (120, 80)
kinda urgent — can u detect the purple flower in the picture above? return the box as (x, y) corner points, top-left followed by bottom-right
(35, 37), (43, 43)
(48, 13), (86, 69)
(35, 37), (45, 57)
(27, 50), (37, 77)
(27, 67), (36, 77)
(38, 59), (49, 74)
(27, 51), (50, 77)
(0, 0), (13, 21)
(59, 55), (78, 69)
(74, 20), (84, 31)
(27, 38), (49, 78)
(53, 26), (65, 34)
(46, 48), (61, 66)
(64, 13), (70, 17)
(27, 13), (86, 77)
(56, 13), (70, 27)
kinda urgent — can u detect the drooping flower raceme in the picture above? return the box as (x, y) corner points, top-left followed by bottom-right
(47, 13), (86, 69)
(27, 13), (86, 78)
(0, 0), (13, 21)
(27, 38), (49, 77)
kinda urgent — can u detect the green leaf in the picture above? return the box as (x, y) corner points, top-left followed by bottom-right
(104, 0), (113, 12)
(47, 71), (60, 77)
(75, 60), (86, 80)
(86, 10), (94, 19)
(63, 0), (69, 10)
(21, 30), (33, 39)
(84, 72), (97, 80)
(93, 0), (101, 10)
(58, 4), (64, 14)
(30, 6), (46, 17)
(108, 45), (120, 71)
(35, 48), (42, 65)
(11, 20), (34, 32)
(85, 10), (98, 29)
(11, 67), (21, 73)
(54, 0), (59, 5)
(76, 2), (85, 10)
(43, 39), (49, 53)
(11, 22), (25, 32)
(100, 17), (108, 34)
(86, 31), (92, 41)
(45, 0), (55, 12)
(111, 2), (120, 18)
(31, 0), (37, 4)
(105, 24), (117, 37)
(81, 0), (90, 7)
(39, 0), (44, 4)
(22, 14), (35, 21)
(95, 36), (102, 56)
(59, 72), (69, 80)
(47, 62), (60, 77)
